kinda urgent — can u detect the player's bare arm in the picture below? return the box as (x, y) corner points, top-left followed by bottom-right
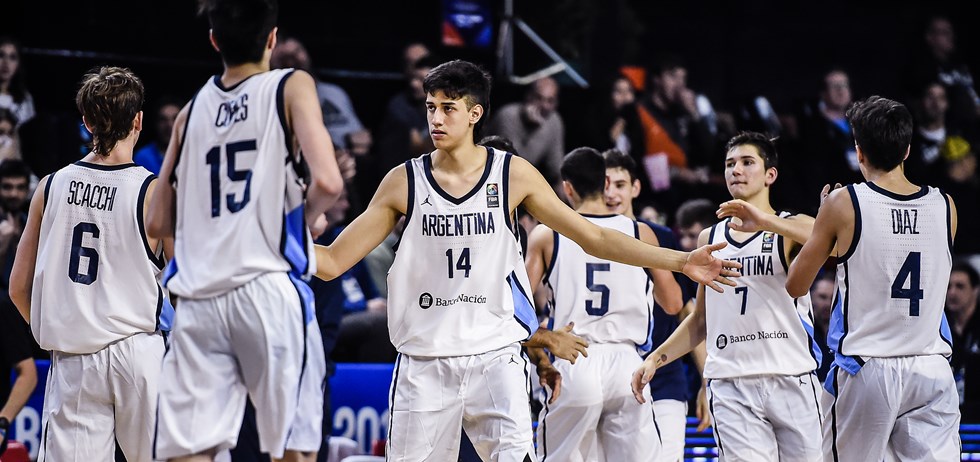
(509, 155), (740, 292)
(8, 175), (50, 322)
(786, 187), (854, 297)
(527, 346), (562, 404)
(691, 342), (711, 431)
(284, 70), (343, 226)
(947, 193), (959, 242)
(523, 224), (589, 363)
(147, 103), (189, 239)
(314, 166), (406, 280)
(717, 199), (816, 246)
(638, 222), (683, 314)
(631, 228), (712, 403)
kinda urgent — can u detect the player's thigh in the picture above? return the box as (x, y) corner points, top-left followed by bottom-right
(766, 374), (822, 462)
(110, 332), (167, 462)
(598, 349), (659, 462)
(38, 350), (115, 462)
(388, 354), (466, 462)
(821, 364), (895, 462)
(536, 354), (603, 462)
(283, 321), (327, 453)
(887, 355), (961, 462)
(706, 379), (777, 462)
(653, 399), (687, 462)
(462, 344), (536, 462)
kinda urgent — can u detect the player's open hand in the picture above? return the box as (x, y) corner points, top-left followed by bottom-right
(717, 199), (768, 233)
(537, 361), (563, 404)
(695, 385), (712, 432)
(682, 242), (741, 293)
(549, 322), (589, 364)
(631, 355), (660, 404)
(820, 183), (843, 207)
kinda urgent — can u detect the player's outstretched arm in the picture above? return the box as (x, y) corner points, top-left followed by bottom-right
(638, 223), (683, 314)
(147, 104), (188, 239)
(524, 322), (589, 364)
(510, 156), (740, 290)
(9, 175), (49, 322)
(717, 199), (816, 246)
(285, 70), (343, 229)
(524, 223), (554, 294)
(786, 188), (851, 297)
(314, 166), (406, 281)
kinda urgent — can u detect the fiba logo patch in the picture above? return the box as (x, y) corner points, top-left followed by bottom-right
(419, 293), (433, 309)
(716, 334), (728, 350)
(486, 183), (499, 208)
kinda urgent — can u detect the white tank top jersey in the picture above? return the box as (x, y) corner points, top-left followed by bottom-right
(31, 162), (173, 354)
(544, 214), (654, 352)
(164, 69), (315, 307)
(703, 213), (820, 379)
(387, 148), (538, 357)
(830, 183), (953, 374)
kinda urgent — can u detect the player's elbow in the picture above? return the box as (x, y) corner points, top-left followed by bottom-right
(785, 279), (807, 299)
(311, 170), (344, 199)
(8, 282), (29, 321)
(661, 297), (684, 315)
(313, 246), (341, 281)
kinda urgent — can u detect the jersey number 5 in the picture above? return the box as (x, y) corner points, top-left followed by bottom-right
(586, 263), (610, 316)
(206, 140), (256, 217)
(891, 251), (924, 316)
(68, 222), (100, 285)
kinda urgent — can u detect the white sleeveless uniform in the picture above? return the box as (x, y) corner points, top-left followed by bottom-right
(33, 161), (170, 462)
(823, 183), (960, 462)
(537, 214), (660, 462)
(385, 149), (538, 461)
(155, 71), (325, 460)
(702, 214), (822, 461)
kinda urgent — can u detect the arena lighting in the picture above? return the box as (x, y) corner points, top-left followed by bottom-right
(494, 0), (588, 87)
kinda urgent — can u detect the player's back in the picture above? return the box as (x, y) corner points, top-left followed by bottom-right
(32, 161), (172, 354)
(545, 214), (653, 351)
(165, 69), (313, 298)
(832, 182), (953, 362)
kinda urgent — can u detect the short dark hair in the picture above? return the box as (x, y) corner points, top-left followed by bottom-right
(601, 148), (639, 182)
(560, 147), (606, 200)
(479, 135), (518, 156)
(423, 60), (492, 137)
(76, 66), (144, 157)
(845, 96), (914, 172)
(200, 0), (278, 66)
(0, 159), (32, 182)
(725, 131), (778, 170)
(952, 259), (979, 288)
(675, 198), (716, 230)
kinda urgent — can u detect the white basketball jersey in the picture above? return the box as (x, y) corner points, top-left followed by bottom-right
(544, 214), (654, 352)
(387, 149), (538, 357)
(703, 213), (820, 379)
(164, 69), (315, 299)
(31, 162), (173, 354)
(830, 183), (952, 369)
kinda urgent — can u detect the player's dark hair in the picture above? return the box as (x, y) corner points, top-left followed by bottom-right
(423, 60), (492, 137)
(76, 66), (144, 157)
(0, 159), (31, 182)
(199, 0), (278, 66)
(725, 131), (778, 170)
(675, 198), (716, 230)
(560, 147), (606, 200)
(479, 135), (518, 156)
(601, 148), (639, 182)
(952, 259), (979, 288)
(845, 96), (913, 172)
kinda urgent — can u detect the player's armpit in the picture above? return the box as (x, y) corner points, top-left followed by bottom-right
(786, 188), (849, 297)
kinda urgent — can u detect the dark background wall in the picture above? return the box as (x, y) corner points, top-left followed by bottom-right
(3, 0), (976, 146)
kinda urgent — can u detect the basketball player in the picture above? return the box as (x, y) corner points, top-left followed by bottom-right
(8, 66), (173, 462)
(786, 96), (962, 461)
(312, 59), (740, 461)
(524, 147), (682, 461)
(602, 148), (710, 461)
(146, 0), (343, 461)
(633, 131), (824, 461)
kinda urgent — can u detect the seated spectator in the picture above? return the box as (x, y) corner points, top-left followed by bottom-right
(947, 260), (980, 418)
(0, 37), (34, 129)
(583, 75), (638, 156)
(0, 108), (19, 161)
(938, 137), (980, 256)
(374, 54), (437, 172)
(809, 271), (836, 382)
(133, 97), (181, 175)
(907, 81), (959, 186)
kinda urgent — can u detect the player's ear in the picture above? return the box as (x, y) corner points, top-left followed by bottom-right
(81, 116), (94, 134)
(469, 103), (484, 126)
(766, 166), (777, 186)
(133, 111), (143, 133)
(208, 30), (220, 52)
(266, 26), (278, 51)
(631, 179), (641, 199)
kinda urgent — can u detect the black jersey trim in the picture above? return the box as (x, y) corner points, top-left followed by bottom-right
(542, 230), (560, 285)
(386, 354), (403, 446)
(837, 185), (862, 262)
(865, 181), (927, 201)
(137, 174), (166, 269)
(42, 172), (55, 214)
(171, 91), (200, 185)
(777, 233), (789, 273)
(941, 189), (953, 253)
(422, 147), (495, 205)
(276, 70), (298, 164)
(211, 73), (259, 93)
(723, 217), (764, 248)
(73, 161), (138, 171)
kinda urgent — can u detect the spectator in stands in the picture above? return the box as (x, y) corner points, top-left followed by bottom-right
(0, 38), (34, 129)
(907, 81), (956, 186)
(374, 54), (437, 171)
(485, 77), (565, 188)
(0, 108), (19, 161)
(633, 55), (721, 212)
(938, 137), (980, 256)
(402, 42), (430, 76)
(271, 36), (372, 157)
(0, 159), (35, 457)
(947, 260), (980, 418)
(133, 97), (180, 175)
(908, 15), (980, 140)
(809, 271), (836, 382)
(584, 75), (638, 156)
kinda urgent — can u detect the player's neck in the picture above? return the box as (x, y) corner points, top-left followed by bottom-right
(433, 141), (485, 173)
(735, 190), (776, 215)
(220, 62), (269, 88)
(863, 165), (919, 193)
(575, 197), (611, 216)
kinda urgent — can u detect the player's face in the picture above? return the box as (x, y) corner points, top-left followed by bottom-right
(946, 271), (978, 314)
(426, 91), (480, 151)
(677, 224), (704, 252)
(725, 145), (773, 200)
(604, 167), (638, 215)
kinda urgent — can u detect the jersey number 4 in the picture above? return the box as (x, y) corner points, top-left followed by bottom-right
(68, 222), (100, 285)
(891, 251), (924, 316)
(206, 140), (256, 217)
